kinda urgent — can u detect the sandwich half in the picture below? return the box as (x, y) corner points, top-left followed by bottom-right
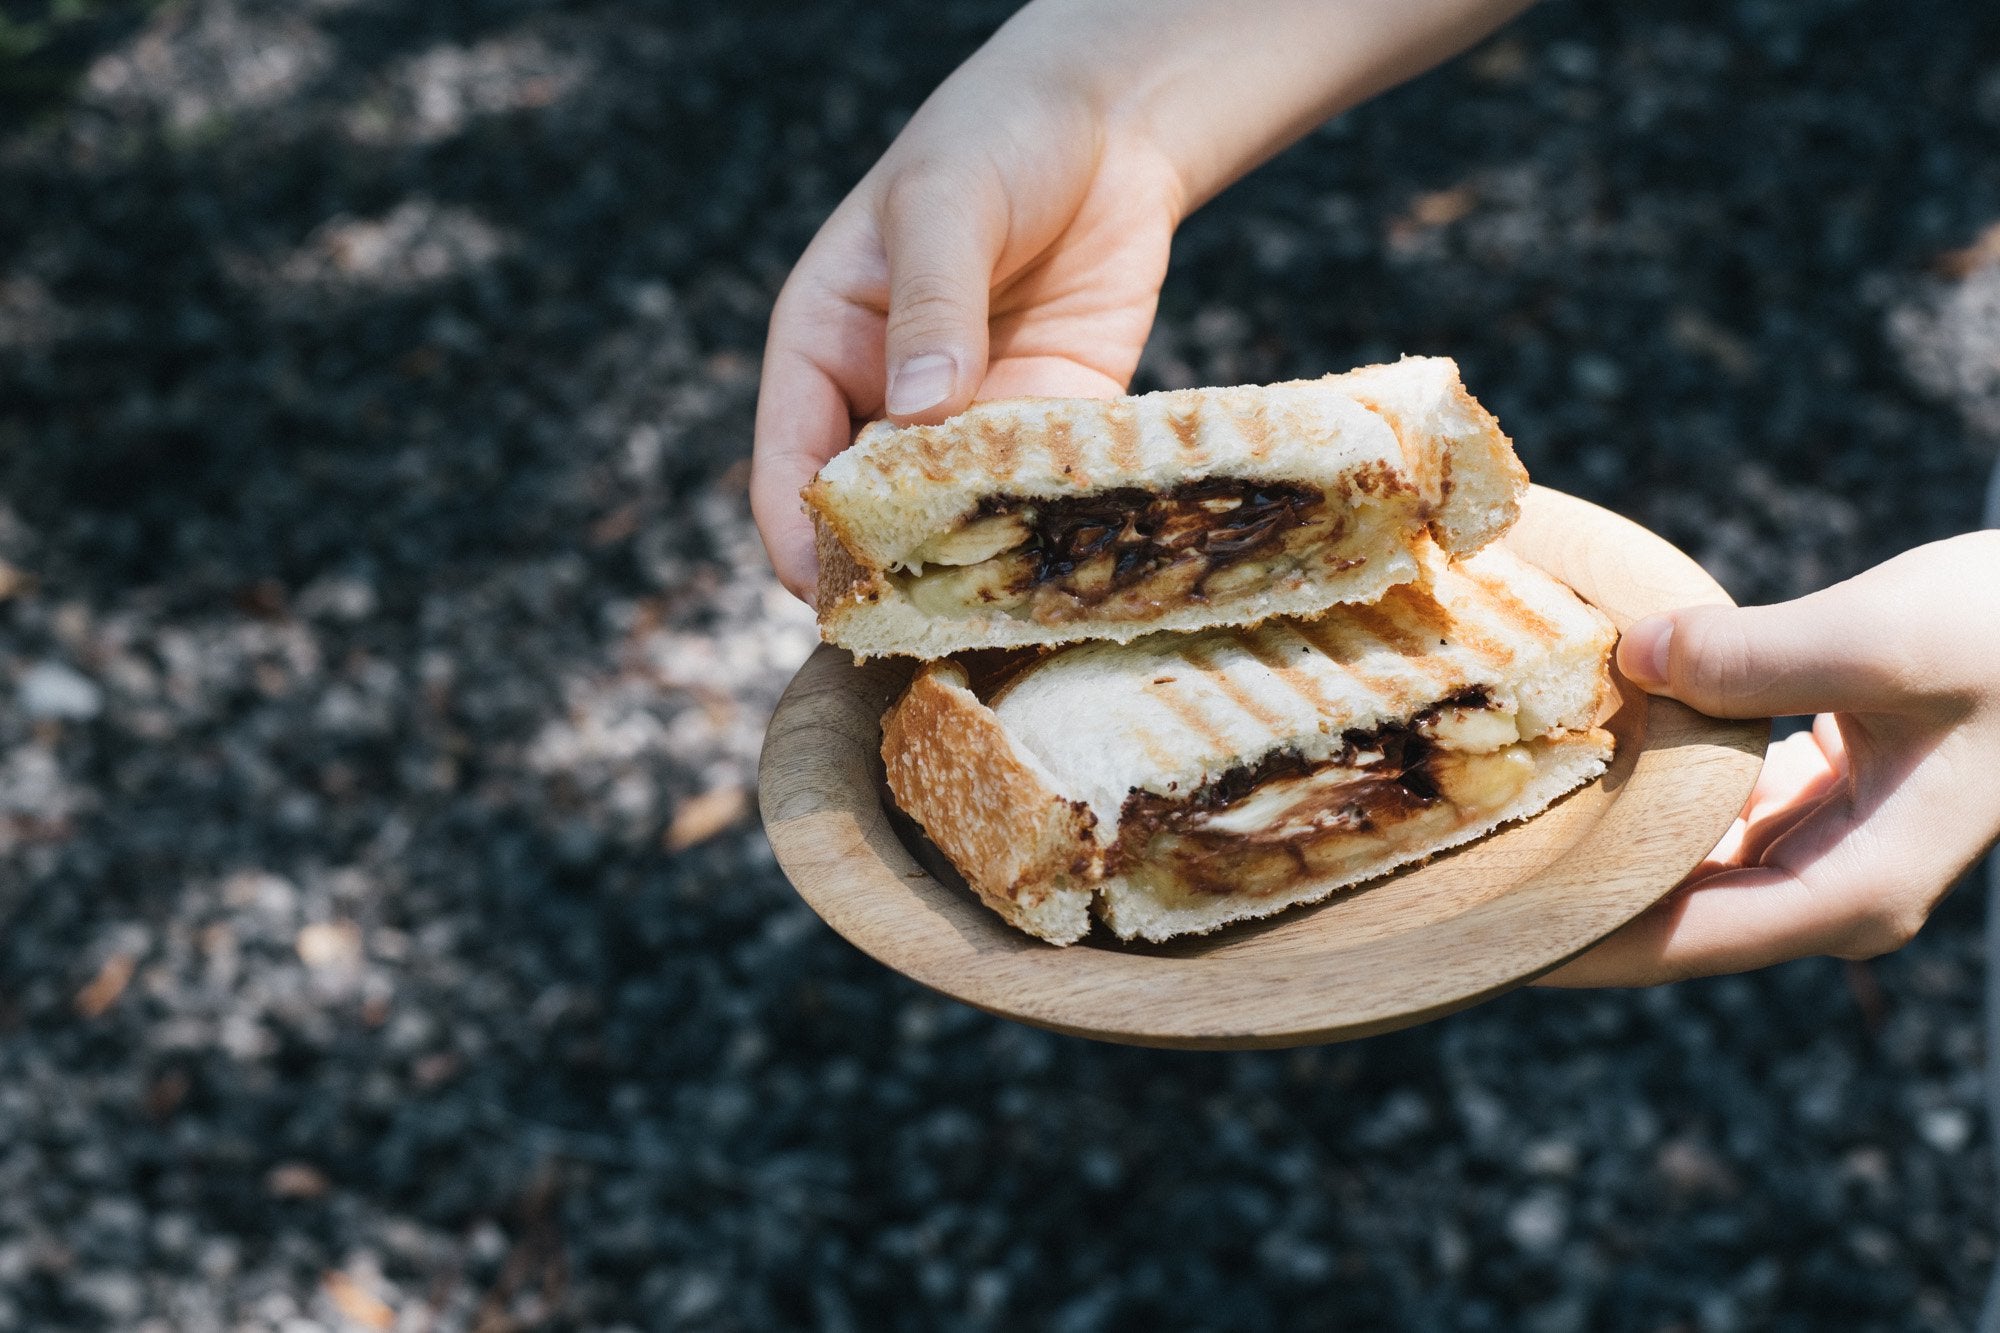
(881, 545), (1616, 944)
(809, 356), (1527, 658)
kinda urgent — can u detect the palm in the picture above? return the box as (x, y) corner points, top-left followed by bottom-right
(803, 145), (1180, 421)
(979, 152), (1179, 402)
(753, 127), (1184, 597)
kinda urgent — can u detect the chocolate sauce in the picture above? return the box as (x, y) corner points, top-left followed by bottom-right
(1109, 692), (1499, 894)
(976, 477), (1327, 601)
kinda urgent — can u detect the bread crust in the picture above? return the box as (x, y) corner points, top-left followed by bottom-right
(811, 510), (882, 619)
(880, 663), (1099, 944)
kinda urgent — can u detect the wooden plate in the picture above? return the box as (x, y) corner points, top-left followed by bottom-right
(758, 487), (1766, 1049)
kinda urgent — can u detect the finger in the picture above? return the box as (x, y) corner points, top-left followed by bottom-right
(977, 353), (1128, 402)
(1742, 729), (1842, 827)
(1535, 866), (1844, 988)
(1731, 728), (1850, 867)
(751, 346), (854, 602)
(1616, 597), (1922, 719)
(877, 170), (1001, 423)
(751, 219), (893, 602)
(1541, 752), (1984, 987)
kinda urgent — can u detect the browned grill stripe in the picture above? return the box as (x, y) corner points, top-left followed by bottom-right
(913, 426), (954, 482)
(1182, 636), (1286, 732)
(1464, 569), (1559, 641)
(1378, 583), (1516, 666)
(1239, 625), (1342, 716)
(1043, 417), (1083, 485)
(1105, 401), (1141, 472)
(1340, 597), (1438, 657)
(978, 417), (1022, 481)
(1165, 405), (1204, 460)
(1350, 392), (1442, 507)
(1147, 680), (1232, 754)
(1288, 618), (1408, 703)
(1235, 398), (1274, 459)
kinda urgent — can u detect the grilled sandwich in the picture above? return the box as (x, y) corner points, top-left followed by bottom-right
(808, 357), (1528, 658)
(881, 544), (1616, 944)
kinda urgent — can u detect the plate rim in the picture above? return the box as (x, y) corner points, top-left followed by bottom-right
(758, 487), (1768, 1049)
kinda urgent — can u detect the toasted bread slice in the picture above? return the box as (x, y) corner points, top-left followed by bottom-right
(880, 546), (1616, 944)
(811, 356), (1527, 658)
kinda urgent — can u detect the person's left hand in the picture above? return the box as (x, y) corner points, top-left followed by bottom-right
(1540, 531), (2000, 986)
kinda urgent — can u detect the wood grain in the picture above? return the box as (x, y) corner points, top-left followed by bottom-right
(758, 488), (1767, 1049)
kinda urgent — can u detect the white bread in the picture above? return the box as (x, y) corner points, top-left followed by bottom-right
(880, 546), (1616, 945)
(1092, 734), (1610, 942)
(812, 356), (1527, 657)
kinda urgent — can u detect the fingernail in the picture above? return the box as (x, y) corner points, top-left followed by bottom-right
(1621, 616), (1673, 689)
(886, 353), (957, 417)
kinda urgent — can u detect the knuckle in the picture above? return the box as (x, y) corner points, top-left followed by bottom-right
(1831, 905), (1926, 961)
(882, 163), (980, 227)
(888, 279), (966, 327)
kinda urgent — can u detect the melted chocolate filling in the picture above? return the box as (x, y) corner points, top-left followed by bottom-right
(1111, 689), (1497, 892)
(977, 477), (1327, 600)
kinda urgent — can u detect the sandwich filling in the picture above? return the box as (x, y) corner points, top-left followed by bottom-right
(1109, 691), (1542, 899)
(888, 478), (1355, 624)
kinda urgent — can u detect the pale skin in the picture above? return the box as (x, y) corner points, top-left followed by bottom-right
(750, 0), (2000, 985)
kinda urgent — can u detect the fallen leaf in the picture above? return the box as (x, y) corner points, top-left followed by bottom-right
(1410, 185), (1478, 228)
(297, 921), (363, 969)
(267, 1162), (331, 1199)
(665, 786), (750, 851)
(74, 952), (136, 1018)
(0, 562), (30, 601)
(589, 503), (641, 546)
(323, 1270), (395, 1330)
(145, 1068), (190, 1121)
(413, 1051), (462, 1089)
(1386, 185), (1479, 248)
(1936, 220), (2000, 279)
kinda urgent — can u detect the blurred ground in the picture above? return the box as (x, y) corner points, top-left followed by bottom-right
(2, 0), (1999, 1329)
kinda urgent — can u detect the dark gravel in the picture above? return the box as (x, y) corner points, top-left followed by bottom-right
(2, 0), (1998, 1329)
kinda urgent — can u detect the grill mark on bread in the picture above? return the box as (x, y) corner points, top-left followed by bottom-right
(912, 426), (956, 483)
(1350, 394), (1441, 505)
(1288, 618), (1408, 703)
(1463, 568), (1559, 642)
(1043, 417), (1083, 485)
(1239, 625), (1343, 716)
(1379, 584), (1515, 666)
(1164, 406), (1205, 460)
(1183, 636), (1287, 733)
(978, 418), (1023, 481)
(1105, 402), (1142, 472)
(1148, 681), (1233, 754)
(1234, 399), (1275, 459)
(1339, 598), (1437, 658)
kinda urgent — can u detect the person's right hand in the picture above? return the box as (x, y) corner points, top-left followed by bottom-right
(749, 0), (1536, 601)
(749, 18), (1182, 601)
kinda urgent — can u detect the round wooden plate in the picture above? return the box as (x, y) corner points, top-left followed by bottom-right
(758, 487), (1767, 1049)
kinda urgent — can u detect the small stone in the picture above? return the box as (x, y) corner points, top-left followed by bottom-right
(18, 662), (103, 721)
(266, 1163), (331, 1199)
(1505, 1189), (1569, 1255)
(296, 921), (363, 970)
(1918, 1107), (1972, 1153)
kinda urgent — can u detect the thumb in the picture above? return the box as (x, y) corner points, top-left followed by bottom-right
(876, 171), (997, 423)
(1616, 597), (1914, 719)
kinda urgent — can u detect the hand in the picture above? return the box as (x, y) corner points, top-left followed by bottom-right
(749, 29), (1181, 600)
(1541, 532), (2000, 987)
(749, 0), (1534, 601)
